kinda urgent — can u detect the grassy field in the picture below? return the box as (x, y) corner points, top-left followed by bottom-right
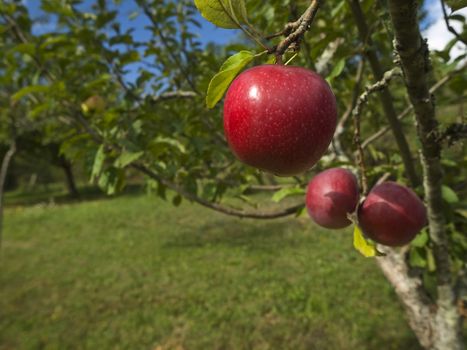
(1, 187), (421, 350)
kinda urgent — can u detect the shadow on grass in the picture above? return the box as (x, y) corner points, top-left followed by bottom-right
(164, 218), (307, 251)
(4, 183), (145, 207)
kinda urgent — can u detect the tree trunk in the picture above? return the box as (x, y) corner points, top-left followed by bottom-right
(376, 246), (435, 349)
(0, 139), (17, 249)
(59, 155), (79, 198)
(385, 1), (464, 349)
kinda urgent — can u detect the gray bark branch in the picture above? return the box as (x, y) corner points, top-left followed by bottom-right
(376, 246), (435, 349)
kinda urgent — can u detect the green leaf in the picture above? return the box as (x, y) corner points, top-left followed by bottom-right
(114, 150), (144, 168)
(91, 145), (105, 182)
(12, 85), (49, 101)
(409, 247), (427, 268)
(28, 103), (50, 119)
(194, 0), (248, 29)
(265, 55), (276, 64)
(271, 187), (306, 203)
(326, 58), (345, 83)
(83, 74), (112, 91)
(12, 43), (35, 55)
(152, 137), (186, 154)
(331, 0), (345, 18)
(206, 50), (255, 108)
(353, 225), (377, 257)
(411, 229), (429, 248)
(442, 185), (459, 204)
(100, 168), (125, 195)
(445, 0), (467, 12)
(427, 248), (436, 272)
(128, 10), (139, 20)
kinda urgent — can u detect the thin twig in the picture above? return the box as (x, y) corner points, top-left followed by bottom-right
(139, 4), (198, 92)
(132, 163), (303, 219)
(440, 0), (467, 46)
(2, 14), (56, 81)
(349, 0), (420, 187)
(333, 57), (366, 158)
(151, 91), (197, 103)
(352, 66), (403, 117)
(352, 67), (403, 194)
(361, 61), (467, 150)
(437, 122), (467, 145)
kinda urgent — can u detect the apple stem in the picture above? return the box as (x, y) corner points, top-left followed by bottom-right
(275, 54), (283, 65)
(270, 0), (321, 62)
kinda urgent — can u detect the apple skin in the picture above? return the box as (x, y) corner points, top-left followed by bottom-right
(306, 168), (360, 229)
(223, 65), (337, 176)
(358, 182), (427, 247)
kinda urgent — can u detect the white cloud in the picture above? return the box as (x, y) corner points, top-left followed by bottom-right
(423, 0), (467, 60)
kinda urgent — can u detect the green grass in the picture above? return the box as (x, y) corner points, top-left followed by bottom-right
(1, 189), (421, 350)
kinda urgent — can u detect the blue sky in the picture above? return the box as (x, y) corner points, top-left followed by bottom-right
(25, 0), (442, 41)
(24, 0), (240, 85)
(24, 0), (462, 84)
(25, 0), (238, 45)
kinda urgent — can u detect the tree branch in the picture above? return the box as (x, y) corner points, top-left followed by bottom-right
(376, 246), (435, 349)
(387, 1), (464, 349)
(352, 67), (403, 118)
(348, 0), (420, 187)
(132, 163), (303, 220)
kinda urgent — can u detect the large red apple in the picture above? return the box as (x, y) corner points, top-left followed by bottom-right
(306, 168), (360, 229)
(223, 65), (337, 176)
(358, 182), (427, 246)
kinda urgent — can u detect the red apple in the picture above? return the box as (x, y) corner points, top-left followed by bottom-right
(223, 64), (337, 176)
(358, 182), (427, 246)
(306, 168), (360, 229)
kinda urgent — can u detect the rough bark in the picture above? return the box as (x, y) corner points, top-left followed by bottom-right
(376, 246), (435, 349)
(348, 0), (420, 187)
(387, 1), (464, 349)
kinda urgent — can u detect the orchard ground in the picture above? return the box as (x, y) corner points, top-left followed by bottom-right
(0, 185), (422, 350)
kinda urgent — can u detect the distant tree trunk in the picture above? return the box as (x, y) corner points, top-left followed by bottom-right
(0, 138), (17, 249)
(59, 155), (79, 198)
(4, 156), (17, 191)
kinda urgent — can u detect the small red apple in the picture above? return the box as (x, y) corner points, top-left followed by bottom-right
(223, 64), (337, 176)
(306, 168), (360, 229)
(358, 182), (427, 247)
